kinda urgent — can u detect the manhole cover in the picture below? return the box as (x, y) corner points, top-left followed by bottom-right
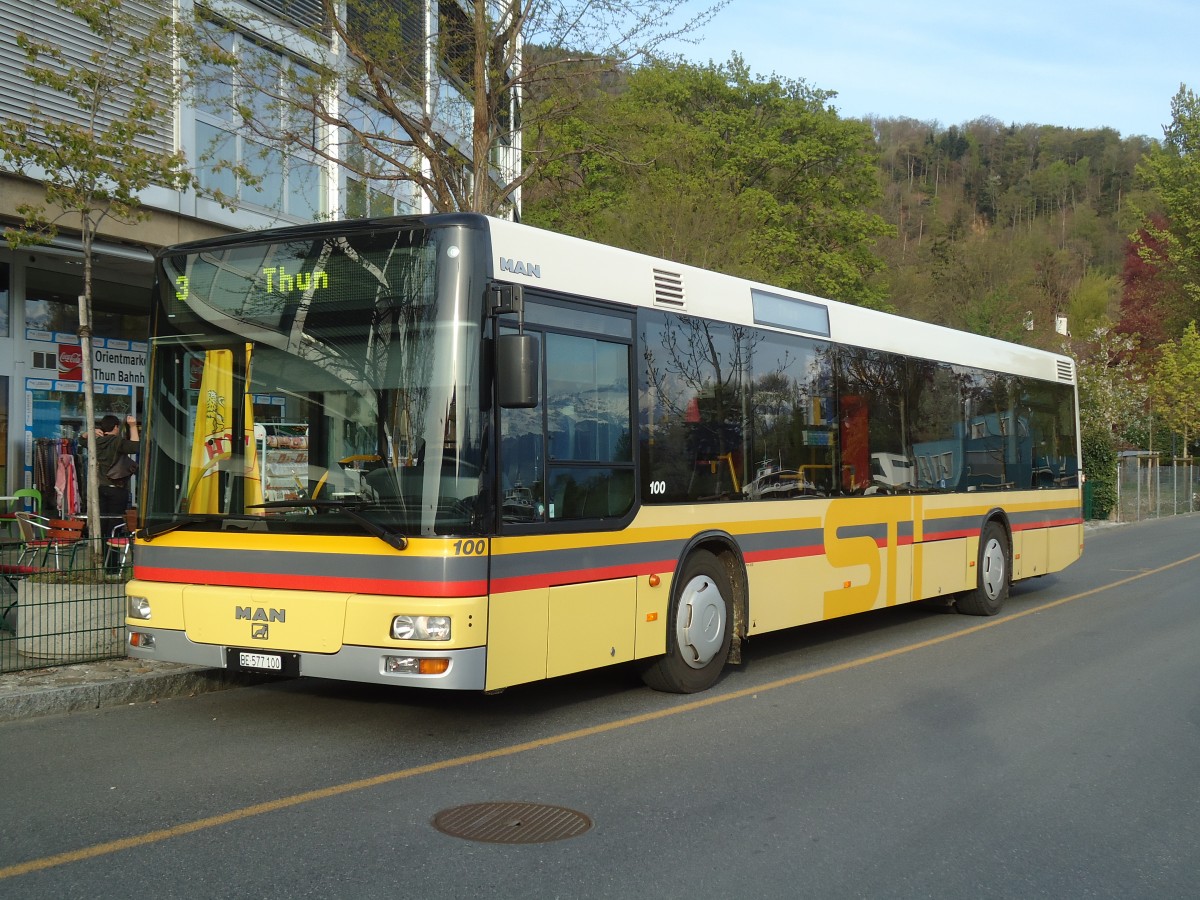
(432, 802), (592, 844)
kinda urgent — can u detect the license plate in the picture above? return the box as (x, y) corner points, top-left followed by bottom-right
(238, 652), (281, 671)
(226, 647), (299, 676)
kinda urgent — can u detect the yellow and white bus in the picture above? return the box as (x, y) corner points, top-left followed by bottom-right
(125, 213), (1082, 693)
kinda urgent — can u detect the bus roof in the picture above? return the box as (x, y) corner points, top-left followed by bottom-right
(485, 216), (1076, 387)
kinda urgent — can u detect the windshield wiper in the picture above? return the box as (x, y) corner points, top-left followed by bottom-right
(139, 513), (265, 542)
(248, 499), (409, 550)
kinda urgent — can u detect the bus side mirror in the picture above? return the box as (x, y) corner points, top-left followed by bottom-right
(497, 333), (539, 409)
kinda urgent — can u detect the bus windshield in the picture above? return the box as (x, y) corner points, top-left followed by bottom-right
(145, 224), (485, 538)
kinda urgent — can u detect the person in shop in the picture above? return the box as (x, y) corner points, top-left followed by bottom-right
(85, 414), (140, 544)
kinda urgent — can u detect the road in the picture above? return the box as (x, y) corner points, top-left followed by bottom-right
(2, 516), (1198, 899)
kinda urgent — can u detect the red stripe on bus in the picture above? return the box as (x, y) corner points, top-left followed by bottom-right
(921, 528), (978, 541)
(870, 536), (916, 549)
(743, 545), (826, 564)
(1012, 517), (1083, 531)
(132, 566), (486, 598)
(491, 559), (676, 593)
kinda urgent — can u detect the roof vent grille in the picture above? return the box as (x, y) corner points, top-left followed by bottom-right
(1056, 359), (1075, 383)
(653, 269), (685, 308)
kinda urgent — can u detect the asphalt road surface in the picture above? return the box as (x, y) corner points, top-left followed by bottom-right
(2, 516), (1198, 899)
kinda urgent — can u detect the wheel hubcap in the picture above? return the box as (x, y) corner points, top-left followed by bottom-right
(980, 537), (1006, 600)
(676, 574), (727, 669)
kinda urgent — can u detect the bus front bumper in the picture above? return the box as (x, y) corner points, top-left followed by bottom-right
(125, 627), (487, 691)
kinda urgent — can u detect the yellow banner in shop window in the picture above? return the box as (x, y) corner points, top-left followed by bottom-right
(243, 347), (263, 511)
(186, 347), (263, 514)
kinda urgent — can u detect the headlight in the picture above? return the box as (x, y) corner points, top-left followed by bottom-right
(390, 614), (451, 641)
(127, 595), (152, 620)
(424, 616), (451, 640)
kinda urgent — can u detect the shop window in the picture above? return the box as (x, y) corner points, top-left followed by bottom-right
(25, 267), (150, 342)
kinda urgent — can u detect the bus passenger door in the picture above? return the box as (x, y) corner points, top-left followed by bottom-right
(489, 298), (637, 688)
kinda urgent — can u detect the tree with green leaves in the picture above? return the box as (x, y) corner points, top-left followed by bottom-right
(1149, 320), (1200, 457)
(1073, 321), (1148, 519)
(1068, 270), (1120, 333)
(1080, 426), (1117, 520)
(1073, 321), (1147, 439)
(868, 114), (1151, 353)
(523, 55), (894, 306)
(1136, 84), (1200, 310)
(184, 0), (726, 218)
(0, 0), (195, 548)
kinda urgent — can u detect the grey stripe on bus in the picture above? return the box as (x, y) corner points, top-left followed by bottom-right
(137, 544), (487, 584)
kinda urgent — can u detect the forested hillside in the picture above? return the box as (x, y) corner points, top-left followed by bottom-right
(867, 118), (1154, 347)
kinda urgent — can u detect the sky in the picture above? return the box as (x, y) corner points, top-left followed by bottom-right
(665, 0), (1197, 139)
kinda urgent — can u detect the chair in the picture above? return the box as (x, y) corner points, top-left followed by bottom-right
(105, 509), (138, 573)
(0, 488), (42, 538)
(14, 511), (85, 569)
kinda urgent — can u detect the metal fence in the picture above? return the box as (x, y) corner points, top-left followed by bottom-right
(1115, 455), (1199, 523)
(0, 537), (129, 674)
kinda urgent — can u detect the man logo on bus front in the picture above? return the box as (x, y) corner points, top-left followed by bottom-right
(500, 257), (541, 278)
(252, 624), (269, 640)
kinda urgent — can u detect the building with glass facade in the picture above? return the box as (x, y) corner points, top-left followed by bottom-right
(0, 0), (514, 510)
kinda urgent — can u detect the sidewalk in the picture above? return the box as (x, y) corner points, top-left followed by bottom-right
(0, 657), (275, 723)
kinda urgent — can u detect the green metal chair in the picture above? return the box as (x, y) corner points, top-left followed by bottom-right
(0, 488), (42, 540)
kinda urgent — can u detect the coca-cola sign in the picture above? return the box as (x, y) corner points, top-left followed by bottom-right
(58, 346), (84, 380)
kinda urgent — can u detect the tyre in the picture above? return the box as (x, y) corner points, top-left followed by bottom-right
(641, 550), (733, 693)
(956, 520), (1010, 616)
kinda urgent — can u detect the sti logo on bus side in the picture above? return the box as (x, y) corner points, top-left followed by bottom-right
(500, 257), (541, 278)
(236, 606), (286, 623)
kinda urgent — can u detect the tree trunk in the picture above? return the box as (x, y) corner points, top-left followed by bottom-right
(79, 215), (102, 564)
(471, 0), (489, 212)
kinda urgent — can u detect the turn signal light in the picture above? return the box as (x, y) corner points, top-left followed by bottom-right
(384, 655), (451, 676)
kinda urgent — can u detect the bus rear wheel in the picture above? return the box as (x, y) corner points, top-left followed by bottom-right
(956, 521), (1010, 616)
(641, 550), (733, 693)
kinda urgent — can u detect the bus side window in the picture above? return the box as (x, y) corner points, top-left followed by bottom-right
(542, 330), (634, 520)
(499, 312), (634, 525)
(838, 348), (910, 494)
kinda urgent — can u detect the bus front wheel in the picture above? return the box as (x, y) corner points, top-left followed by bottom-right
(956, 521), (1010, 616)
(641, 550), (732, 693)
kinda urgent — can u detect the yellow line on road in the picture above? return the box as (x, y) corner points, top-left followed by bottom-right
(4, 550), (1198, 881)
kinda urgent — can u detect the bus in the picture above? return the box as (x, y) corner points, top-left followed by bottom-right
(125, 213), (1082, 694)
